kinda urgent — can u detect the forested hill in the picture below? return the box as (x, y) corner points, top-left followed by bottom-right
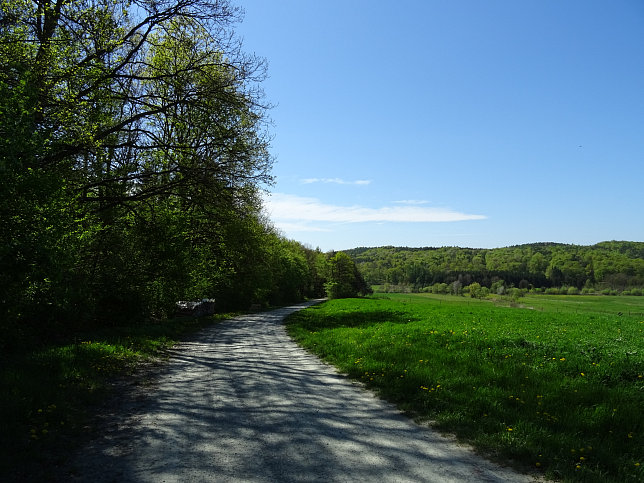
(345, 241), (644, 292)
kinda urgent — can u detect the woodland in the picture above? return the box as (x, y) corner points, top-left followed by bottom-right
(0, 0), (368, 353)
(346, 241), (644, 295)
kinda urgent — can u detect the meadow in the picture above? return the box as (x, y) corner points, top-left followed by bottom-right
(285, 293), (643, 482)
(516, 293), (644, 317)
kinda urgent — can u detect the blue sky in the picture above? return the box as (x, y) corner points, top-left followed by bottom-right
(235, 0), (644, 251)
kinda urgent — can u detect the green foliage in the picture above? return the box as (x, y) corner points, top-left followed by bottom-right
(346, 242), (644, 294)
(467, 282), (489, 299)
(433, 282), (449, 294)
(0, 0), (329, 352)
(491, 279), (507, 295)
(286, 294), (644, 482)
(324, 252), (372, 299)
(258, 236), (327, 306)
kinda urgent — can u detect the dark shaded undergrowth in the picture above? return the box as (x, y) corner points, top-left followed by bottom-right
(0, 313), (234, 481)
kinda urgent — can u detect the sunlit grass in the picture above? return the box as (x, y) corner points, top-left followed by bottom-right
(285, 294), (643, 482)
(517, 293), (644, 316)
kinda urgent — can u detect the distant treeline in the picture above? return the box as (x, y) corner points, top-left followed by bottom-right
(345, 241), (644, 293)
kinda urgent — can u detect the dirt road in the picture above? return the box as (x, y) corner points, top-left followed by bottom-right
(66, 300), (540, 482)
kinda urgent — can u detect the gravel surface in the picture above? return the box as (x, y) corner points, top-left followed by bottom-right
(65, 300), (541, 482)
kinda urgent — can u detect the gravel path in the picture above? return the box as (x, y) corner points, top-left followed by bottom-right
(66, 300), (540, 482)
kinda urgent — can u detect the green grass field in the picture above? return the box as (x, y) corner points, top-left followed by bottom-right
(286, 293), (643, 482)
(517, 293), (644, 316)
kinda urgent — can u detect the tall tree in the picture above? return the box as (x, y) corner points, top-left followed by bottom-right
(325, 252), (371, 299)
(0, 0), (275, 342)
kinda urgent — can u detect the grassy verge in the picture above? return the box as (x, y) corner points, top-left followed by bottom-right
(285, 294), (643, 482)
(0, 313), (235, 481)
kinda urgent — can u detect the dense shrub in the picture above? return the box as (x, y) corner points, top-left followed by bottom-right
(432, 283), (449, 294)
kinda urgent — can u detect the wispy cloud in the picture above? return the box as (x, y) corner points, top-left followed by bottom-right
(300, 177), (371, 185)
(263, 193), (486, 226)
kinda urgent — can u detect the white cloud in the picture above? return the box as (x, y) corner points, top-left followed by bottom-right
(300, 177), (371, 185)
(263, 193), (486, 224)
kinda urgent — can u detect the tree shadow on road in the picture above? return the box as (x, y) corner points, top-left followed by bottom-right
(60, 302), (539, 483)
